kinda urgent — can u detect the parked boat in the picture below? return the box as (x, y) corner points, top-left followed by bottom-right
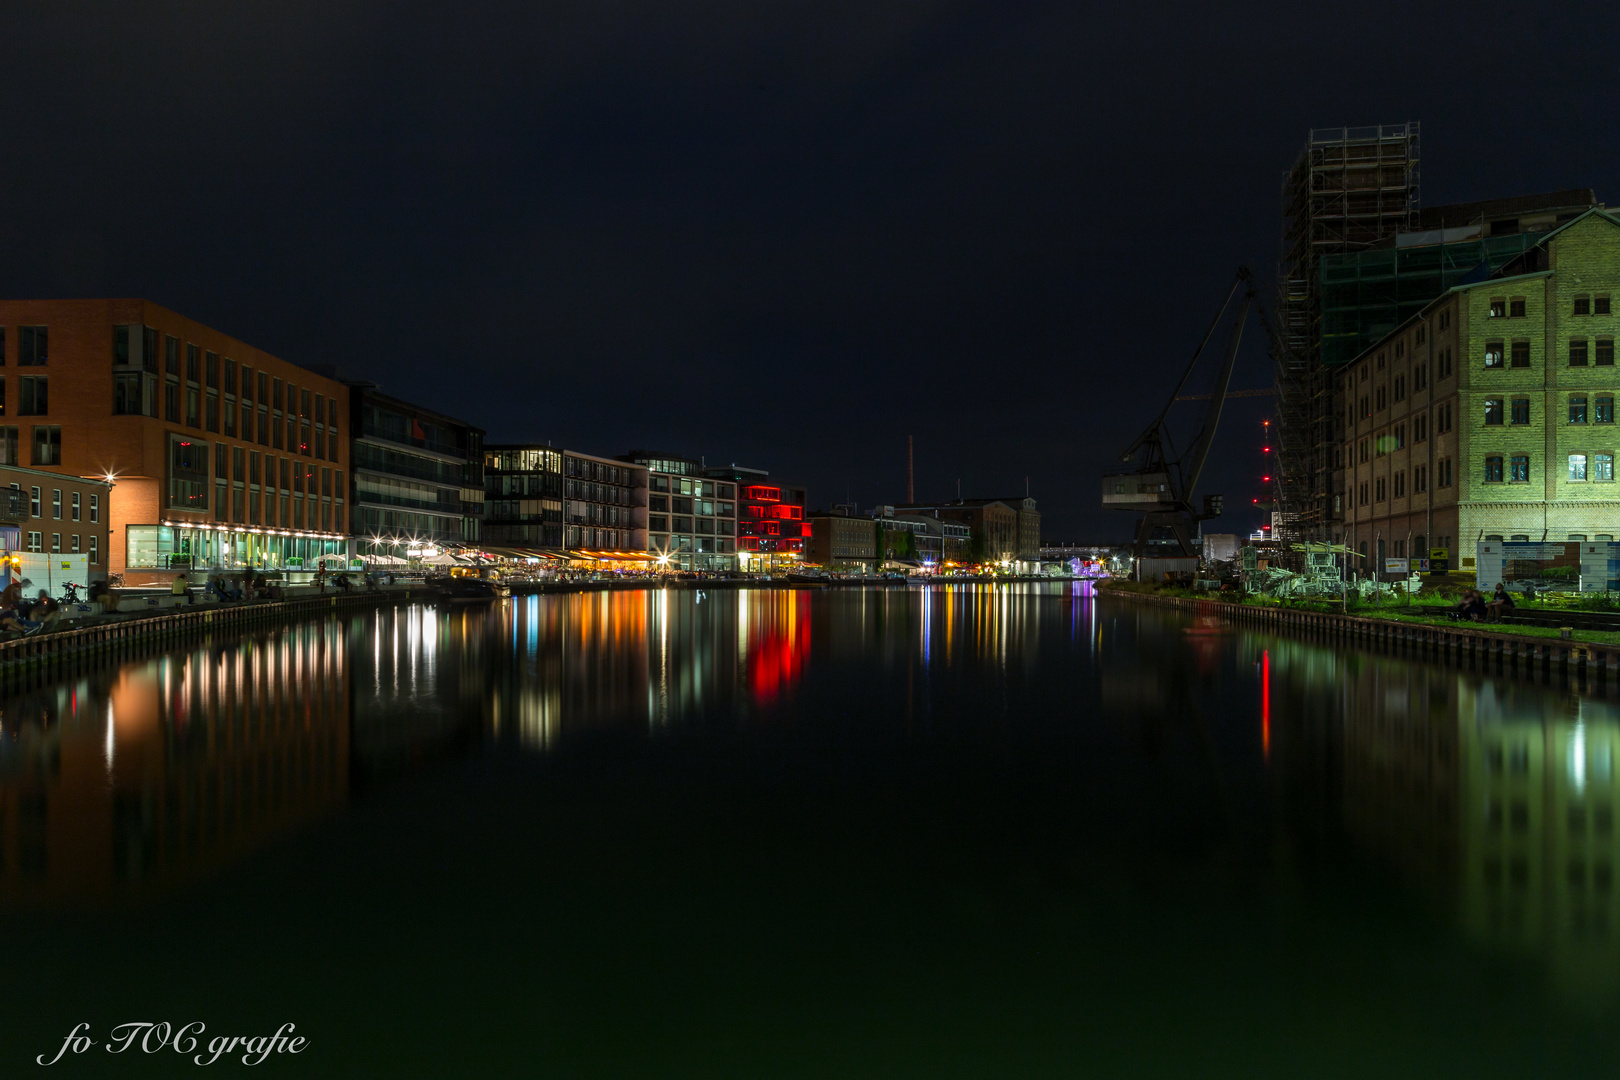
(428, 576), (510, 603)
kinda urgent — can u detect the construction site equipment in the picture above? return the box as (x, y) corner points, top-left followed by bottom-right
(1104, 267), (1255, 573)
(1273, 123), (1420, 541)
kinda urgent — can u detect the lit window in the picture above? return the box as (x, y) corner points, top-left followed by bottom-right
(1510, 455), (1530, 482)
(1484, 341), (1505, 367)
(1570, 454), (1589, 481)
(1597, 454), (1615, 482)
(1571, 396), (1589, 424)
(1484, 456), (1504, 482)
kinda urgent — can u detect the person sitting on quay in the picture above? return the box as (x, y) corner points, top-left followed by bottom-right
(171, 573), (192, 603)
(1486, 582), (1517, 622)
(1455, 590), (1487, 622)
(207, 573), (232, 603)
(31, 589), (60, 623)
(0, 578), (43, 634)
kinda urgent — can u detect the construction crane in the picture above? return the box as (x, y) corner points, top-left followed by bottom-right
(1102, 266), (1257, 573)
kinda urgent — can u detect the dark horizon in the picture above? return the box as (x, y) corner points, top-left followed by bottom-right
(4, 2), (1617, 540)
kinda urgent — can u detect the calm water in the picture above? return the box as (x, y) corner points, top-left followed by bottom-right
(4, 584), (1618, 1077)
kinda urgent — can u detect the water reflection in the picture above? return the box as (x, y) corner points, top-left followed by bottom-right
(1259, 631), (1620, 1002)
(2, 583), (1615, 1013)
(0, 622), (349, 905)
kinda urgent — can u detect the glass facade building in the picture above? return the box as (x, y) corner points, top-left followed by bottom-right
(347, 385), (484, 556)
(623, 451), (737, 571)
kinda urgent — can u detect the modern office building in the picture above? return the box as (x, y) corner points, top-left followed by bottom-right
(483, 445), (565, 550)
(483, 445), (647, 559)
(347, 384), (484, 557)
(620, 451), (736, 571)
(704, 465), (808, 566)
(0, 300), (350, 580)
(805, 508), (877, 569)
(1339, 206), (1620, 567)
(564, 450), (647, 554)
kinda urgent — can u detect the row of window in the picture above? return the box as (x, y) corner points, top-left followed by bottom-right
(648, 494), (735, 517)
(648, 515), (735, 536)
(1356, 453), (1620, 501)
(0, 425), (62, 467)
(12, 484), (99, 522)
(1484, 338), (1616, 368)
(1355, 461), (1450, 506)
(1486, 295), (1613, 318)
(1483, 394), (1618, 425)
(0, 326), (49, 366)
(21, 531), (98, 562)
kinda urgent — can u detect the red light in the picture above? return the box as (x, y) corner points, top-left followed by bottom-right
(1263, 447), (1271, 452)
(1263, 476), (1271, 481)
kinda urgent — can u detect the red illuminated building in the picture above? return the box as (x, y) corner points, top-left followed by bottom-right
(703, 465), (808, 562)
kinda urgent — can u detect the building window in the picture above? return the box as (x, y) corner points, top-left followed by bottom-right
(1598, 454), (1615, 482)
(1394, 471), (1406, 497)
(31, 425), (60, 465)
(1511, 298), (1526, 317)
(1489, 298), (1506, 318)
(1375, 477), (1386, 502)
(1571, 395), (1589, 424)
(1441, 310), (1451, 330)
(185, 343), (199, 383)
(1510, 455), (1530, 482)
(1439, 459), (1452, 487)
(1414, 465), (1427, 493)
(1599, 396), (1615, 424)
(1394, 375), (1405, 401)
(89, 493), (99, 523)
(1574, 296), (1591, 316)
(1484, 341), (1504, 368)
(1570, 454), (1589, 481)
(89, 535), (98, 564)
(186, 388), (200, 427)
(17, 325), (47, 365)
(1484, 456), (1504, 483)
(1510, 340), (1530, 367)
(1414, 414), (1427, 442)
(70, 534), (79, 553)
(50, 489), (60, 519)
(167, 434), (211, 511)
(70, 492), (80, 521)
(28, 486), (39, 516)
(50, 533), (60, 553)
(113, 372), (144, 414)
(1597, 295), (1612, 315)
(165, 335), (180, 374)
(1571, 339), (1589, 366)
(1599, 338), (1615, 366)
(1484, 398), (1504, 425)
(26, 531), (40, 552)
(1414, 363), (1427, 390)
(166, 379), (180, 421)
(1511, 397), (1530, 425)
(19, 376), (47, 415)
(205, 351), (219, 389)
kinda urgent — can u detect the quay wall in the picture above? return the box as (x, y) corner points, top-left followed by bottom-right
(1100, 587), (1620, 692)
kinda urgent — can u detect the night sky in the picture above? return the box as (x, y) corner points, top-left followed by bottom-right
(5, 2), (1618, 539)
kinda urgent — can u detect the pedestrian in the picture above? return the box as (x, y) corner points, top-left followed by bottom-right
(1486, 582), (1516, 622)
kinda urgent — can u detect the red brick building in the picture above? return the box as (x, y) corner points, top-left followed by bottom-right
(0, 300), (350, 579)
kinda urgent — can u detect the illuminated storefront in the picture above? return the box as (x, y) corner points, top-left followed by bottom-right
(126, 520), (348, 571)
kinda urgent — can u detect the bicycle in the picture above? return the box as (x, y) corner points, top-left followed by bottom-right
(59, 582), (83, 605)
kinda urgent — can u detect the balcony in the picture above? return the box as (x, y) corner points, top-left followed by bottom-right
(0, 487), (27, 524)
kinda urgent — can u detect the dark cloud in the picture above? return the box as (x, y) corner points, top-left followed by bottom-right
(4, 1), (1618, 536)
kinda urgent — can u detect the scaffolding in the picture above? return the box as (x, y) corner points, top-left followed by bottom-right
(1273, 123), (1420, 540)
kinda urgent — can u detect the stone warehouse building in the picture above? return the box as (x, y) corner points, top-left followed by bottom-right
(1339, 207), (1620, 567)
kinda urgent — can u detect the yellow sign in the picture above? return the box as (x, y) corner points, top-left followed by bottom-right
(1430, 548), (1448, 559)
